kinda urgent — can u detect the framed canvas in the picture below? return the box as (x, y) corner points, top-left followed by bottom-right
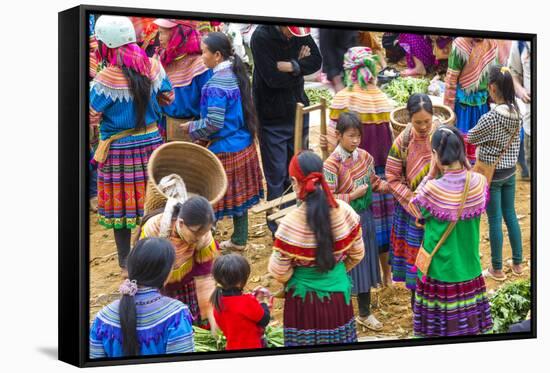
(58, 4), (536, 368)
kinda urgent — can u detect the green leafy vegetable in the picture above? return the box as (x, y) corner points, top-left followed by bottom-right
(382, 77), (430, 106)
(489, 279), (531, 333)
(305, 87), (333, 106)
(192, 325), (285, 352)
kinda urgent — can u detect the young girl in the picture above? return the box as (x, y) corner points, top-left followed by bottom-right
(180, 32), (264, 252)
(411, 125), (493, 337)
(154, 18), (213, 139)
(325, 46), (395, 286)
(397, 34), (436, 76)
(89, 238), (195, 358)
(139, 196), (219, 330)
(386, 93), (435, 304)
(268, 151), (365, 346)
(324, 112), (391, 331)
(468, 65), (523, 281)
(444, 37), (499, 163)
(90, 15), (174, 268)
(211, 254), (271, 350)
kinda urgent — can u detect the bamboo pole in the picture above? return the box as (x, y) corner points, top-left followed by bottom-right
(320, 98), (328, 160)
(294, 103), (305, 155)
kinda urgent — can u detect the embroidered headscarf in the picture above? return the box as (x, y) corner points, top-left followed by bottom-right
(343, 47), (379, 89)
(96, 41), (152, 78)
(289, 152), (338, 208)
(156, 21), (202, 66)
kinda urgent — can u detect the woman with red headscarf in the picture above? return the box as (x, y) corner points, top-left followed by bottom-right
(268, 151), (365, 346)
(90, 15), (174, 269)
(154, 18), (213, 139)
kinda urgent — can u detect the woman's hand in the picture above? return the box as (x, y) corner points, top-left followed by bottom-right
(179, 121), (190, 133)
(298, 45), (311, 60)
(408, 201), (423, 220)
(351, 184), (369, 200)
(516, 86), (531, 103)
(277, 61), (294, 73)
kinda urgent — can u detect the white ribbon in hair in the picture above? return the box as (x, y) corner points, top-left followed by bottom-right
(158, 174), (188, 238)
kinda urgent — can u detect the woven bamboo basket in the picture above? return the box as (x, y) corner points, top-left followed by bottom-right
(144, 141), (228, 214)
(390, 104), (456, 136)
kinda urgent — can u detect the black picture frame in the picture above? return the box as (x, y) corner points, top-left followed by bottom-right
(59, 4), (537, 368)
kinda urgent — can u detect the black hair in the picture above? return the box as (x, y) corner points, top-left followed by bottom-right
(202, 32), (259, 139)
(489, 64), (518, 113)
(119, 238), (175, 356)
(336, 111), (363, 137)
(210, 253), (251, 312)
(96, 40), (152, 131)
(173, 195), (215, 229)
(430, 125), (469, 168)
(296, 151), (335, 273)
(406, 93), (433, 117)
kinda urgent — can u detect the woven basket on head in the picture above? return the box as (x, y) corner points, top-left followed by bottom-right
(144, 141), (228, 214)
(390, 104), (456, 136)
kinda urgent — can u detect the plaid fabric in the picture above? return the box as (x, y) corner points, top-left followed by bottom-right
(468, 107), (522, 169)
(162, 280), (207, 326)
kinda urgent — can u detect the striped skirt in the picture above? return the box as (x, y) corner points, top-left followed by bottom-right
(390, 203), (424, 290)
(413, 275), (493, 337)
(350, 209), (381, 294)
(97, 131), (163, 229)
(214, 143), (264, 220)
(162, 279), (207, 327)
(284, 289), (357, 346)
(372, 167), (395, 253)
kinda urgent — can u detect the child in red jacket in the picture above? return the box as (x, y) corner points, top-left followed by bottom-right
(210, 254), (272, 350)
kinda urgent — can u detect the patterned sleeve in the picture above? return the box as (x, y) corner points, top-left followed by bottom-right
(89, 87), (112, 128)
(323, 158), (352, 203)
(166, 307), (195, 354)
(467, 113), (492, 145)
(268, 250), (294, 283)
(444, 41), (466, 108)
(368, 157), (390, 193)
(341, 205), (365, 271)
(187, 91), (226, 141)
(385, 136), (415, 209)
(89, 316), (107, 359)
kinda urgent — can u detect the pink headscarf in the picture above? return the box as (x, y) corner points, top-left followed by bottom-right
(96, 41), (152, 78)
(156, 24), (202, 66)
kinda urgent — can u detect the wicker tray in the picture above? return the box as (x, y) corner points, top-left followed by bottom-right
(144, 141), (228, 214)
(390, 104), (456, 136)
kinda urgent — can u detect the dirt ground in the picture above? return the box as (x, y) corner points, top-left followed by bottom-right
(89, 32), (531, 339)
(90, 164), (531, 341)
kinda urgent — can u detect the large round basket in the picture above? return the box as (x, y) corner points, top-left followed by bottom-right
(390, 104), (456, 136)
(144, 141), (228, 214)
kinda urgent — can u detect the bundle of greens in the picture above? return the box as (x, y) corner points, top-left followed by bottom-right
(193, 325), (284, 352)
(382, 77), (430, 106)
(305, 87), (333, 106)
(489, 279), (531, 333)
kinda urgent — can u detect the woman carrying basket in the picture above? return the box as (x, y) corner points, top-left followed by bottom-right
(90, 15), (174, 268)
(411, 125), (492, 337)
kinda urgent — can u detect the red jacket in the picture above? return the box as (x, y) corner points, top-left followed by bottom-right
(213, 292), (269, 350)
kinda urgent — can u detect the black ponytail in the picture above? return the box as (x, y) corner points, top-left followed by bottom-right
(407, 93), (433, 116)
(296, 151), (335, 273)
(489, 64), (518, 114)
(120, 238), (175, 356)
(175, 196), (215, 228)
(431, 125), (469, 168)
(202, 32), (259, 139)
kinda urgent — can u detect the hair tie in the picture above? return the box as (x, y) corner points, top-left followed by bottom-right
(119, 279), (138, 296)
(500, 66), (511, 75)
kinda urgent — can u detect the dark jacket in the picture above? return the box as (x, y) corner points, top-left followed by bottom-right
(251, 25), (322, 125)
(319, 29), (358, 80)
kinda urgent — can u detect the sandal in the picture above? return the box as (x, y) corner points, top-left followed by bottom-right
(482, 268), (507, 282)
(507, 259), (524, 276)
(356, 315), (383, 332)
(219, 240), (246, 252)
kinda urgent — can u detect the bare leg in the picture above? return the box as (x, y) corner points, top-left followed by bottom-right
(379, 251), (392, 287)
